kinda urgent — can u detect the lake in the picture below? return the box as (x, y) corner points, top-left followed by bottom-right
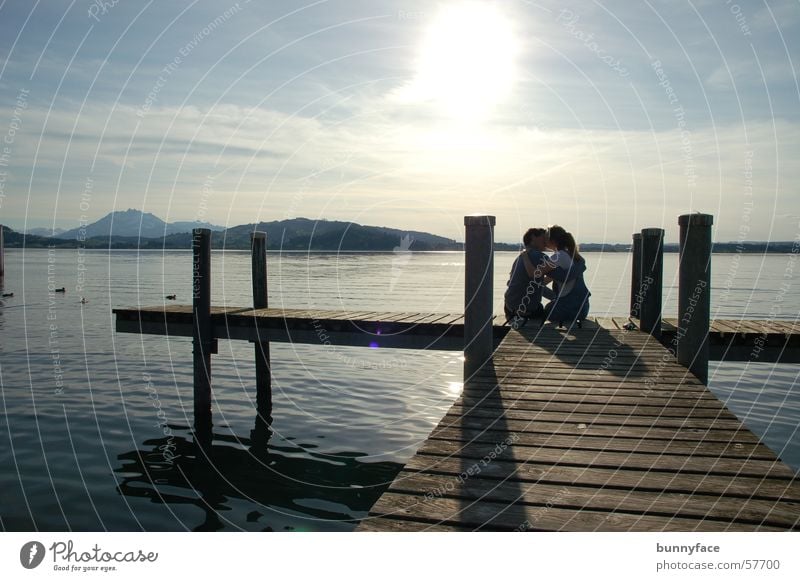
(0, 248), (798, 531)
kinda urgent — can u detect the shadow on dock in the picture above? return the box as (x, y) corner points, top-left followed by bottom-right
(503, 320), (646, 377)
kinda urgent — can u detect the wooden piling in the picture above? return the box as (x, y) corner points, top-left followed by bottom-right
(192, 228), (213, 430)
(0, 224), (5, 278)
(630, 233), (641, 318)
(677, 214), (713, 384)
(463, 215), (495, 380)
(639, 228), (664, 339)
(250, 232), (272, 420)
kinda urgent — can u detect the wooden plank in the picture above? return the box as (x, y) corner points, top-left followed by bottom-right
(414, 438), (796, 478)
(713, 320), (742, 334)
(449, 400), (737, 419)
(427, 427), (779, 460)
(462, 389), (725, 407)
(380, 312), (423, 323)
(431, 414), (760, 443)
(409, 313), (456, 325)
(386, 472), (800, 529)
(611, 317), (631, 329)
(768, 321), (797, 335)
(357, 516), (470, 532)
(463, 390), (724, 407)
(660, 318), (677, 333)
(367, 492), (781, 531)
(401, 455), (800, 501)
(442, 408), (747, 430)
(476, 368), (700, 382)
(593, 317), (619, 330)
(435, 313), (466, 325)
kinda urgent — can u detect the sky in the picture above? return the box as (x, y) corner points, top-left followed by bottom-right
(0, 0), (798, 243)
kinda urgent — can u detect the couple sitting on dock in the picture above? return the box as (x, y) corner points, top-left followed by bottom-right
(504, 225), (591, 329)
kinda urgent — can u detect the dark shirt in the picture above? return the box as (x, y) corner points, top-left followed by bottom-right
(504, 249), (546, 318)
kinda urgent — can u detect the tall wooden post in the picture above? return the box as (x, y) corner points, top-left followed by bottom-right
(630, 233), (641, 318)
(463, 215), (495, 380)
(0, 225), (5, 278)
(677, 213), (713, 384)
(250, 232), (272, 427)
(639, 228), (664, 339)
(192, 228), (213, 431)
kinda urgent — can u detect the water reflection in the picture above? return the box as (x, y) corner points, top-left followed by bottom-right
(114, 423), (402, 531)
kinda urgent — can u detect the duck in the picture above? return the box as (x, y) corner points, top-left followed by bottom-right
(165, 294), (177, 300)
(1, 292), (12, 298)
(54, 287), (66, 293)
(80, 297), (88, 304)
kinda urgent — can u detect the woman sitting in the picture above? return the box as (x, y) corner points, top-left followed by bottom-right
(522, 225), (591, 326)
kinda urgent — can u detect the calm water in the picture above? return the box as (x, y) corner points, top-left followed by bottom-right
(0, 249), (798, 531)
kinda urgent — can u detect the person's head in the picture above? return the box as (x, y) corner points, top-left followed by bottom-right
(523, 227), (548, 251)
(547, 225), (583, 262)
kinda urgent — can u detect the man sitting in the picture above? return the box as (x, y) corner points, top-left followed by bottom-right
(504, 228), (548, 328)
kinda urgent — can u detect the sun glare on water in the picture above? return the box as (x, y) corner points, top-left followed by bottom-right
(406, 2), (518, 121)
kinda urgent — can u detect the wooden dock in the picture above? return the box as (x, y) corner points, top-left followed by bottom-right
(111, 215), (800, 532)
(113, 305), (800, 362)
(358, 321), (800, 531)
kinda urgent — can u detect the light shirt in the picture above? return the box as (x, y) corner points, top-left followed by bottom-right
(550, 250), (576, 296)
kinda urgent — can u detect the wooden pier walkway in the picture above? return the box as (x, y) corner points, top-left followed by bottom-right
(110, 215), (800, 532)
(114, 305), (800, 362)
(358, 321), (800, 531)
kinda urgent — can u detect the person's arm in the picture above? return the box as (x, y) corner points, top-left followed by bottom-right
(521, 251), (555, 278)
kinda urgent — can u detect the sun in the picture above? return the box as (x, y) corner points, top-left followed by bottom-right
(404, 2), (518, 121)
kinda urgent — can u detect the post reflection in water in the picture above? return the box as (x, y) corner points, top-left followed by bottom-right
(114, 405), (401, 531)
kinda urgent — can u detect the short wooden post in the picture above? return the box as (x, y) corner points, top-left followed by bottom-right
(677, 213), (713, 384)
(630, 233), (641, 318)
(0, 225), (5, 278)
(192, 228), (213, 431)
(463, 215), (495, 380)
(250, 232), (272, 423)
(639, 228), (664, 339)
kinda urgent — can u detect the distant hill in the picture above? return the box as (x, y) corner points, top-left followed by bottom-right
(1, 220), (797, 253)
(57, 209), (223, 240)
(26, 226), (67, 237)
(218, 218), (461, 251)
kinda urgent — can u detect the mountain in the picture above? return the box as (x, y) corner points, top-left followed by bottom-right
(3, 219), (797, 253)
(218, 218), (461, 251)
(26, 227), (66, 237)
(57, 209), (223, 240)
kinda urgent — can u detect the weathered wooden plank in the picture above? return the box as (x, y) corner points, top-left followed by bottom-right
(465, 375), (708, 389)
(593, 317), (619, 330)
(449, 399), (737, 419)
(427, 427), (779, 460)
(401, 455), (800, 501)
(386, 473), (800, 529)
(712, 320), (741, 334)
(380, 312), (423, 323)
(357, 516), (470, 532)
(367, 492), (781, 531)
(414, 438), (796, 478)
(408, 313), (455, 325)
(442, 407), (747, 430)
(476, 368), (701, 381)
(465, 377), (713, 393)
(768, 321), (798, 335)
(461, 390), (727, 408)
(432, 414), (761, 443)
